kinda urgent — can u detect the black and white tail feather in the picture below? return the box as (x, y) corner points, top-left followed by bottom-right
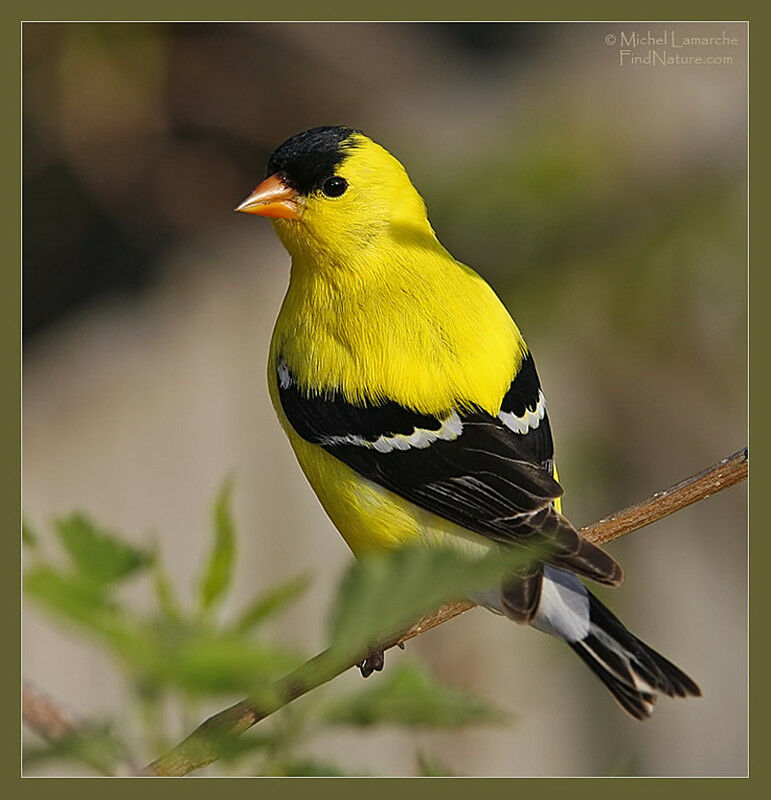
(568, 592), (701, 719)
(504, 566), (701, 720)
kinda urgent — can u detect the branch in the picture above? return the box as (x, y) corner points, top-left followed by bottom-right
(23, 683), (79, 743)
(146, 447), (747, 777)
(22, 682), (140, 776)
(580, 447), (748, 544)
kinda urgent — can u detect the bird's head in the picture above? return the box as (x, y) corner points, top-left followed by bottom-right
(236, 126), (438, 265)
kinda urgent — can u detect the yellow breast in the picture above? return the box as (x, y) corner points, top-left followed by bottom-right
(267, 226), (529, 554)
(272, 257), (524, 417)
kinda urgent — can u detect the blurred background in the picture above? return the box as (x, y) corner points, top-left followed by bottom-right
(23, 22), (747, 776)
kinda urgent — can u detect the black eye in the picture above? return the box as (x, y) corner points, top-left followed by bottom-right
(321, 176), (348, 197)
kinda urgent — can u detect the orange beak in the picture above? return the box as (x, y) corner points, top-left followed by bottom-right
(235, 174), (301, 220)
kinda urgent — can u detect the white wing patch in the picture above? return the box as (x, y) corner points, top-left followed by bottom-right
(498, 390), (546, 434)
(322, 411), (463, 453)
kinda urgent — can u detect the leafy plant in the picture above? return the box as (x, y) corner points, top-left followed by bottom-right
(320, 662), (506, 728)
(23, 481), (512, 776)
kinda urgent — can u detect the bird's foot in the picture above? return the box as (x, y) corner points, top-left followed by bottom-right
(357, 648), (385, 678)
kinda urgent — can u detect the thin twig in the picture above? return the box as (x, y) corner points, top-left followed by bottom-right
(23, 683), (79, 742)
(22, 683), (140, 776)
(146, 447), (747, 777)
(581, 447), (748, 544)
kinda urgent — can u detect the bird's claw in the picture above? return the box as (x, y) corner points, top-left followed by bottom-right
(357, 648), (385, 678)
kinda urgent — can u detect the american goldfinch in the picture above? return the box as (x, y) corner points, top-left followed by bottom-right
(236, 126), (700, 719)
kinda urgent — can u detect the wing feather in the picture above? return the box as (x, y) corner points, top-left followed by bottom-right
(277, 356), (621, 586)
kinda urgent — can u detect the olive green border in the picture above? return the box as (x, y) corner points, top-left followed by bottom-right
(1, 0), (761, 20)
(4, 2), (761, 797)
(2, 7), (21, 797)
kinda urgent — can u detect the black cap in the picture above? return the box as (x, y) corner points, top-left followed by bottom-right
(266, 126), (360, 196)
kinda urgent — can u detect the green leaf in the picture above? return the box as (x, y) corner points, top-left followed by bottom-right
(119, 617), (302, 696)
(327, 545), (535, 658)
(160, 628), (300, 695)
(321, 662), (506, 729)
(55, 514), (153, 585)
(25, 564), (301, 697)
(199, 478), (236, 613)
(232, 573), (311, 635)
(417, 750), (456, 776)
(24, 566), (138, 650)
(25, 565), (106, 620)
(152, 559), (182, 623)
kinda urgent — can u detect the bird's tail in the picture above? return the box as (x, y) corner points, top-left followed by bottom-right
(568, 590), (701, 719)
(499, 566), (703, 719)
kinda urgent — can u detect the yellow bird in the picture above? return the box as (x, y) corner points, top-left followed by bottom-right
(237, 126), (700, 719)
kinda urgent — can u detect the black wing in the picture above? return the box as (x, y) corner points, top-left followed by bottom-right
(277, 354), (621, 588)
